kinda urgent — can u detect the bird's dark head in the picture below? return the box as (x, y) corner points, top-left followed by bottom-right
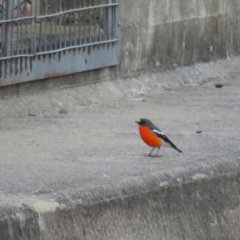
(135, 118), (153, 126)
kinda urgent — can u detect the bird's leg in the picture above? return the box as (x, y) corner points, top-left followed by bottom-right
(156, 147), (160, 157)
(148, 148), (155, 157)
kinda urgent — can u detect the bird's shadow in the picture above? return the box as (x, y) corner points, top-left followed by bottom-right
(143, 154), (162, 158)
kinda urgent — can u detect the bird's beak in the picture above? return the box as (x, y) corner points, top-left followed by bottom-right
(135, 121), (140, 124)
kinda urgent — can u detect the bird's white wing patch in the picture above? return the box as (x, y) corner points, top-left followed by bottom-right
(152, 129), (171, 147)
(152, 129), (164, 136)
(152, 128), (181, 152)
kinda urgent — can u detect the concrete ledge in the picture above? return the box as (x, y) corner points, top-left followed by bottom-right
(1, 159), (240, 240)
(0, 57), (240, 239)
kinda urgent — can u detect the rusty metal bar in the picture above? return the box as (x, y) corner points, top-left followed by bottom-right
(73, 0), (76, 46)
(68, 0), (72, 50)
(3, 1), (13, 57)
(63, 0), (66, 48)
(112, 0), (115, 40)
(24, 1), (27, 56)
(44, 0), (48, 52)
(16, 0), (20, 54)
(34, 0), (38, 55)
(0, 16), (34, 24)
(35, 38), (119, 55)
(34, 3), (119, 20)
(0, 1), (4, 58)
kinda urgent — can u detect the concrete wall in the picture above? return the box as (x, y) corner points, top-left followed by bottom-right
(120, 0), (240, 75)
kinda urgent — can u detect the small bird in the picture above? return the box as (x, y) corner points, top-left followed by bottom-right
(136, 118), (182, 156)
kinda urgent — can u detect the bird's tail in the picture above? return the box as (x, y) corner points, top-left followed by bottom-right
(169, 142), (182, 153)
(173, 146), (182, 153)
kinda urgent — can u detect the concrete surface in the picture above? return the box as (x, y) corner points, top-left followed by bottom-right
(0, 57), (240, 239)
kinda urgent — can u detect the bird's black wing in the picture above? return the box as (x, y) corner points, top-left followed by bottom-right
(151, 128), (182, 153)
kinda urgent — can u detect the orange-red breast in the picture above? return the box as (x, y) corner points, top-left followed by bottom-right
(136, 118), (182, 156)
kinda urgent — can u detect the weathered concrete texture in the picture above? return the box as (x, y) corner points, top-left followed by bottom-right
(2, 172), (240, 240)
(120, 0), (240, 74)
(0, 57), (240, 239)
(0, 56), (240, 118)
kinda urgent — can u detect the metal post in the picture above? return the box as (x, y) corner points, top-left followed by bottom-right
(31, 0), (40, 16)
(3, 0), (13, 57)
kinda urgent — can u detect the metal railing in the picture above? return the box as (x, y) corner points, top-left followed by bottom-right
(0, 0), (120, 86)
